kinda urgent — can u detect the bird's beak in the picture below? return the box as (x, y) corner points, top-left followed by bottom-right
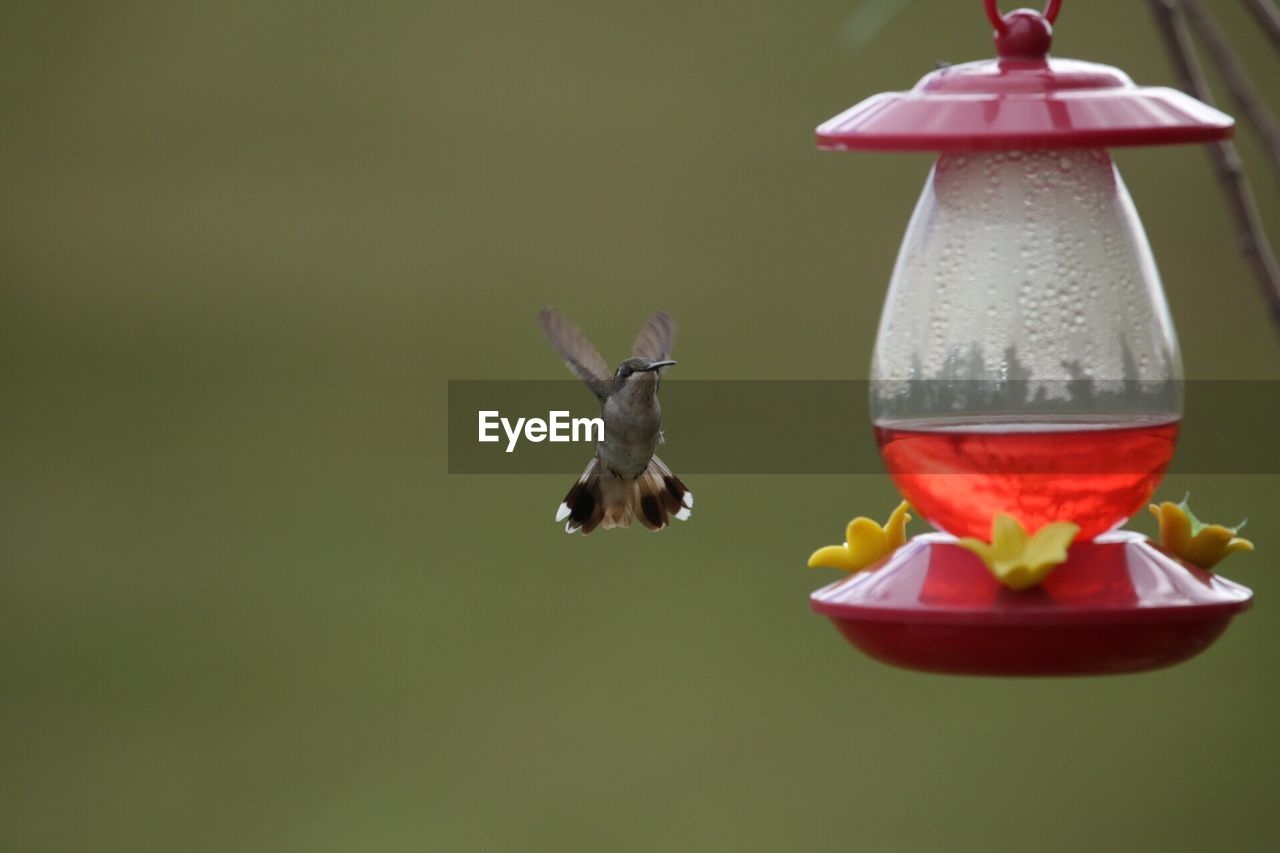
(643, 360), (677, 371)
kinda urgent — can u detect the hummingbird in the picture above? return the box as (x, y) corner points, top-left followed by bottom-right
(538, 307), (693, 534)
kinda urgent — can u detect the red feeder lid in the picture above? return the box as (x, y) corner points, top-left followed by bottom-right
(817, 1), (1234, 152)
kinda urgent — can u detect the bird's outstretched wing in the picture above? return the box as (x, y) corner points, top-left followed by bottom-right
(538, 308), (612, 401)
(632, 311), (675, 362)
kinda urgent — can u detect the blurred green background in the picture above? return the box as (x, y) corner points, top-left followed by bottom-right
(3, 2), (1279, 850)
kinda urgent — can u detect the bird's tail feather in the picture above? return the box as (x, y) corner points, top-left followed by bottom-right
(556, 458), (605, 534)
(637, 454), (693, 530)
(556, 455), (693, 534)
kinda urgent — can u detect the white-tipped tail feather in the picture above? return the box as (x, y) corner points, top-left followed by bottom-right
(556, 454), (692, 534)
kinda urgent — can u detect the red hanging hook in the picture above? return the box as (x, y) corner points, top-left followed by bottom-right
(984, 0), (1062, 35)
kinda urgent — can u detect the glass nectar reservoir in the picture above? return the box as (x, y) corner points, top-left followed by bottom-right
(871, 146), (1182, 539)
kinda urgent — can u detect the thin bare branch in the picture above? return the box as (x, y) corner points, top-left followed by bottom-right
(1243, 0), (1280, 52)
(1183, 0), (1280, 177)
(1146, 0), (1280, 340)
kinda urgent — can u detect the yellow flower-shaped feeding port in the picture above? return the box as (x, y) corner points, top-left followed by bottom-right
(808, 501), (911, 573)
(1149, 498), (1253, 571)
(958, 514), (1080, 591)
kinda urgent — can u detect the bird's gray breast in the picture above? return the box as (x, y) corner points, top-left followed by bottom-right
(598, 394), (662, 478)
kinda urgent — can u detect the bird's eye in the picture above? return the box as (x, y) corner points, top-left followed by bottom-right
(619, 366), (631, 378)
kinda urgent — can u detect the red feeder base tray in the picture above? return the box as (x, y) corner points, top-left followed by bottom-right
(810, 532), (1252, 676)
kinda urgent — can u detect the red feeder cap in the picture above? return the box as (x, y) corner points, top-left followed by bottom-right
(816, 3), (1234, 152)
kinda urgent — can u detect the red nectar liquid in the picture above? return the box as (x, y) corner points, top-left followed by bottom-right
(875, 416), (1180, 540)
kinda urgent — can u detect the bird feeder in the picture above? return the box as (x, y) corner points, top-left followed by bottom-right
(809, 1), (1252, 675)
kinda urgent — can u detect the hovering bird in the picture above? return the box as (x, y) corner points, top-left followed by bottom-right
(538, 308), (693, 534)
